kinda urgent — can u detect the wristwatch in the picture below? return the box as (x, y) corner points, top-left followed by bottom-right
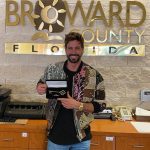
(78, 102), (84, 111)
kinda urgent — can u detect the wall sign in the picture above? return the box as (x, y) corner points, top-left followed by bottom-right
(5, 0), (146, 56)
(5, 43), (145, 56)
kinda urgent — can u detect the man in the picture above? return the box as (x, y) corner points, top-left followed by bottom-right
(36, 32), (105, 150)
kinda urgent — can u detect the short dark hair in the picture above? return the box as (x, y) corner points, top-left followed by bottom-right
(65, 32), (84, 49)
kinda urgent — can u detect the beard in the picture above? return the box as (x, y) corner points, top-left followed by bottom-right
(67, 54), (81, 63)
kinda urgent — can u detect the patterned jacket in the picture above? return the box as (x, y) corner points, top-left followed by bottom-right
(39, 61), (105, 141)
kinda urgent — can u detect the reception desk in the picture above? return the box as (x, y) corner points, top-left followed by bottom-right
(0, 120), (47, 150)
(90, 120), (150, 150)
(0, 119), (150, 150)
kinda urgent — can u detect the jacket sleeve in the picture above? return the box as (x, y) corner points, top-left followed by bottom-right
(37, 66), (49, 84)
(92, 72), (105, 113)
(95, 72), (105, 100)
(92, 101), (106, 113)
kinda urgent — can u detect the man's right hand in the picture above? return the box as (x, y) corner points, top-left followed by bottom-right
(36, 83), (47, 95)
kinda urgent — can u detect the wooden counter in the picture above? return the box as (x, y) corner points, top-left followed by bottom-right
(0, 119), (149, 150)
(0, 120), (47, 150)
(90, 119), (150, 150)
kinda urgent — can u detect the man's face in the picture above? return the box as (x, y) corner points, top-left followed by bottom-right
(65, 40), (84, 63)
